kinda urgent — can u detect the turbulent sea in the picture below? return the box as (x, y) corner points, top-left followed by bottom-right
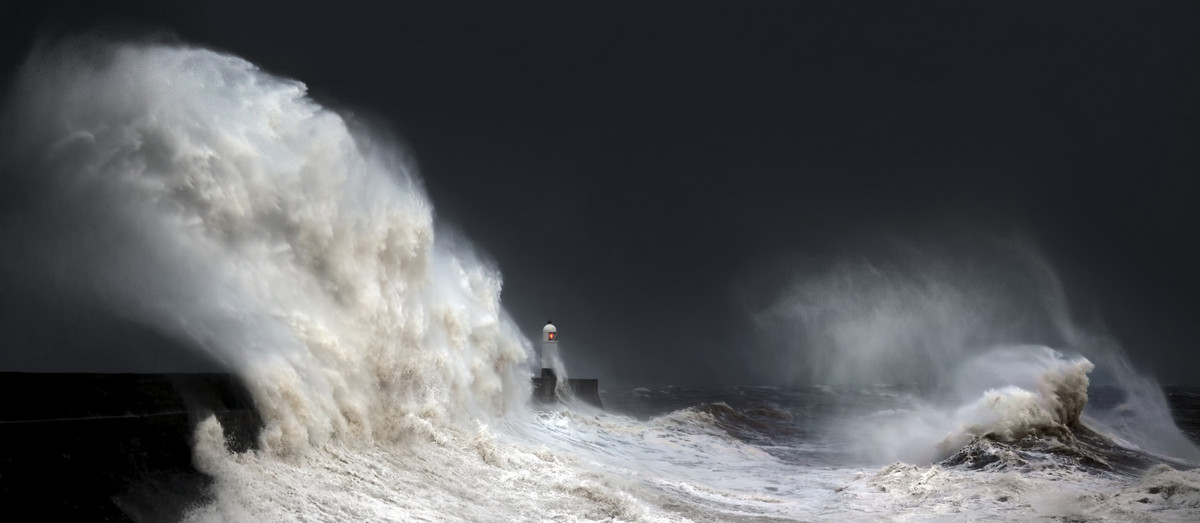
(578, 384), (1200, 521)
(2, 39), (1199, 521)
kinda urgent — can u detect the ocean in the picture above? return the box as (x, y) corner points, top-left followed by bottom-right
(179, 380), (1200, 521)
(2, 39), (1198, 521)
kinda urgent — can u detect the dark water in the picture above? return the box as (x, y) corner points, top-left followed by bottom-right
(4, 380), (1198, 520)
(1165, 386), (1200, 446)
(601, 384), (1200, 472)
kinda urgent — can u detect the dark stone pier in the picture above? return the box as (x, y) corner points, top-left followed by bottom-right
(0, 372), (261, 520)
(532, 368), (603, 408)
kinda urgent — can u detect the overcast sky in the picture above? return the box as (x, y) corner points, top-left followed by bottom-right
(2, 1), (1198, 384)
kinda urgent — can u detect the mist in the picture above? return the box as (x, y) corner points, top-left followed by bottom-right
(0, 38), (534, 458)
(747, 236), (1200, 463)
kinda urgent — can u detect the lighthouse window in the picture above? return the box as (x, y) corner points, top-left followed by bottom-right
(548, 332), (556, 341)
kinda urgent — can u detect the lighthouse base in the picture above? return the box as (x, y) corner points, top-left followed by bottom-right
(531, 368), (602, 408)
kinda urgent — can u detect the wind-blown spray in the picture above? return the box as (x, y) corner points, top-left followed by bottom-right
(5, 37), (1199, 522)
(753, 239), (1199, 464)
(1, 38), (533, 455)
(1, 38), (680, 521)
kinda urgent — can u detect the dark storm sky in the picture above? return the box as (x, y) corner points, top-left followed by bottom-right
(2, 1), (1198, 384)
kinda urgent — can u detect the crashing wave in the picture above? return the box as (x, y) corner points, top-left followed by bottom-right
(653, 402), (798, 446)
(935, 350), (1177, 474)
(935, 349), (1093, 456)
(4, 39), (534, 457)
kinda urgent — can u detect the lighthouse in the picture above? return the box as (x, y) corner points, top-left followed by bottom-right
(541, 321), (559, 371)
(531, 321), (602, 408)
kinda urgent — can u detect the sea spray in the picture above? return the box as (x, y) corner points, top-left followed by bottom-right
(5, 36), (1200, 522)
(1, 37), (532, 452)
(751, 238), (1199, 464)
(0, 37), (704, 520)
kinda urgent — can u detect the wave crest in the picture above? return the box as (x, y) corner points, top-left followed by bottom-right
(939, 350), (1093, 452)
(3, 38), (533, 456)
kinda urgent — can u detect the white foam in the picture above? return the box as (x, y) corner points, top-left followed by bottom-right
(7, 38), (532, 446)
(9, 38), (1198, 522)
(835, 346), (1097, 464)
(752, 242), (1200, 466)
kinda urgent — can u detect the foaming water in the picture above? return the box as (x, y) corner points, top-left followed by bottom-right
(830, 346), (1096, 465)
(4, 38), (531, 445)
(4, 38), (1200, 521)
(752, 241), (1200, 466)
(1, 38), (569, 517)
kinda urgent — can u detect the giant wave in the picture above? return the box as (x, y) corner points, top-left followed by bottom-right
(3, 38), (1199, 521)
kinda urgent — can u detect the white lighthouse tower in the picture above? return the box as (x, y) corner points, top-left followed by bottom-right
(541, 320), (559, 373)
(531, 320), (602, 408)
